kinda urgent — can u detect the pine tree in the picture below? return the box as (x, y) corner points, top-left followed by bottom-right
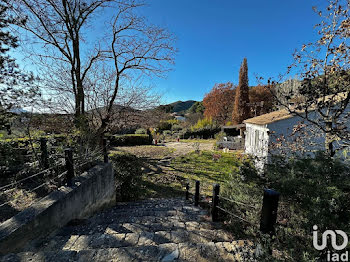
(0, 1), (39, 131)
(0, 1), (19, 130)
(232, 58), (250, 124)
(0, 1), (19, 84)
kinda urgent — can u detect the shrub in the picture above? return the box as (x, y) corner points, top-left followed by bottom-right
(0, 134), (70, 181)
(215, 131), (226, 141)
(180, 127), (220, 139)
(156, 120), (172, 132)
(171, 124), (182, 132)
(264, 153), (350, 261)
(157, 119), (179, 132)
(135, 128), (147, 134)
(109, 152), (143, 201)
(220, 152), (350, 261)
(178, 117), (220, 139)
(110, 134), (151, 146)
(163, 130), (172, 136)
(191, 117), (216, 131)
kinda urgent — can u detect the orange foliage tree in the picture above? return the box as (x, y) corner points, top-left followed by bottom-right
(203, 82), (235, 125)
(249, 85), (275, 116)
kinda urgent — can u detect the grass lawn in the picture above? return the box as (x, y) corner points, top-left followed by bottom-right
(108, 145), (350, 261)
(169, 151), (244, 196)
(109, 146), (247, 200)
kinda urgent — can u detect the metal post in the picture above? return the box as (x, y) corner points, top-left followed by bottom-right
(40, 138), (49, 169)
(212, 184), (220, 222)
(65, 148), (74, 186)
(185, 182), (189, 200)
(194, 181), (200, 206)
(260, 189), (280, 234)
(103, 138), (108, 163)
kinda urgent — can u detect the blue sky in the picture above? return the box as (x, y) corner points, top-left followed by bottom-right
(13, 0), (323, 105)
(141, 0), (321, 103)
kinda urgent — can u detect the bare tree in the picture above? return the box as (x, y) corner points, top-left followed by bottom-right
(273, 0), (350, 157)
(10, 0), (116, 123)
(96, 0), (176, 134)
(84, 66), (161, 134)
(10, 0), (176, 133)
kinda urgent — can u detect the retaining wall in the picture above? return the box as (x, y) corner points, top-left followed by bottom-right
(0, 162), (116, 255)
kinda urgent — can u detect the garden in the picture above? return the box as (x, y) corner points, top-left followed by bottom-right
(107, 143), (350, 261)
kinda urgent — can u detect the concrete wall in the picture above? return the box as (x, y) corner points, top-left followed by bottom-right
(0, 162), (116, 255)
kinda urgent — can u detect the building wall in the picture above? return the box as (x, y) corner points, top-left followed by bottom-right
(267, 112), (325, 158)
(245, 107), (350, 161)
(245, 123), (269, 158)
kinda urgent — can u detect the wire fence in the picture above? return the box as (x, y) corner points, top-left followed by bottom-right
(218, 195), (258, 209)
(184, 180), (280, 234)
(216, 206), (256, 225)
(0, 171), (67, 208)
(0, 138), (111, 222)
(216, 195), (261, 228)
(0, 163), (62, 192)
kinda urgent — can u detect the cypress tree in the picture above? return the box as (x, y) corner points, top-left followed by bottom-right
(232, 58), (250, 124)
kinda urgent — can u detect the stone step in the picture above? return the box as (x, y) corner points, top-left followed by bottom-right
(75, 212), (209, 229)
(2, 241), (257, 262)
(2, 198), (259, 261)
(111, 204), (205, 215)
(54, 219), (221, 237)
(113, 198), (186, 209)
(90, 210), (208, 225)
(33, 228), (234, 252)
(99, 208), (207, 219)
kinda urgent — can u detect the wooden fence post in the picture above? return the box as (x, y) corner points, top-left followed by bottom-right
(212, 184), (220, 222)
(40, 138), (49, 169)
(260, 189), (280, 234)
(195, 181), (200, 206)
(185, 182), (189, 200)
(103, 138), (108, 163)
(65, 148), (74, 186)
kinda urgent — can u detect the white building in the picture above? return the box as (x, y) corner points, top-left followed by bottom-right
(243, 94), (350, 170)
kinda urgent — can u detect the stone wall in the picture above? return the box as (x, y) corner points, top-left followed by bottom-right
(0, 162), (116, 255)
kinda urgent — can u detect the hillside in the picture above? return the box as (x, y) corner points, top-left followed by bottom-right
(157, 100), (197, 114)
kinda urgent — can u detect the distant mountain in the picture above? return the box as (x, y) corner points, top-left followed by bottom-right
(157, 100), (197, 114)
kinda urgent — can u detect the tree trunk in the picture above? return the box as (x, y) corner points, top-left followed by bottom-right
(325, 120), (335, 157)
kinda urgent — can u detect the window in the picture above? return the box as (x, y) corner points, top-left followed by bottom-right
(255, 130), (259, 148)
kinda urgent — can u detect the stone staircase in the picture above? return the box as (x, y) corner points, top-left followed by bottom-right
(1, 198), (258, 261)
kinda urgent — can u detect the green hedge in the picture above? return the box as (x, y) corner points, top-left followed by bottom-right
(110, 134), (151, 146)
(0, 134), (67, 146)
(180, 127), (221, 139)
